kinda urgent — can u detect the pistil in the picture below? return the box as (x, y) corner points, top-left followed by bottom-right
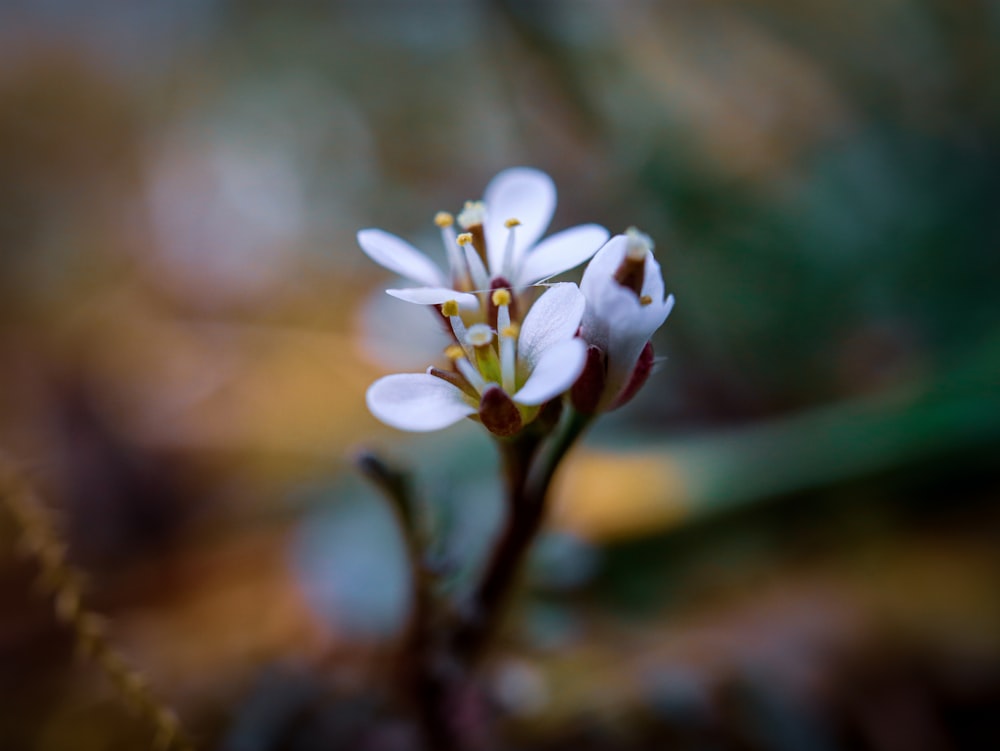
(458, 200), (489, 268)
(466, 324), (501, 385)
(614, 227), (652, 298)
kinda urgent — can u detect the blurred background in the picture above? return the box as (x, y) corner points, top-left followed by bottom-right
(1, 1), (999, 749)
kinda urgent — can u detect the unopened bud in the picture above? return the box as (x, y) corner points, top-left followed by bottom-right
(612, 341), (655, 409)
(479, 385), (522, 437)
(570, 345), (607, 414)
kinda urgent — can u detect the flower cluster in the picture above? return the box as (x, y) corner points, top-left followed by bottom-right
(361, 168), (673, 436)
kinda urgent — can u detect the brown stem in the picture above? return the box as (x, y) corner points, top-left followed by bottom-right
(454, 408), (591, 666)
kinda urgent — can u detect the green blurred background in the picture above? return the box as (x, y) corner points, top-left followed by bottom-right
(1, 1), (999, 749)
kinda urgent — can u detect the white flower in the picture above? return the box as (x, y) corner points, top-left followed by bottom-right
(356, 168), (609, 304)
(367, 283), (587, 434)
(576, 228), (675, 411)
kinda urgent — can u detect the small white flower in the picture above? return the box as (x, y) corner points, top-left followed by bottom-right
(576, 228), (675, 411)
(357, 168), (609, 302)
(367, 283), (587, 434)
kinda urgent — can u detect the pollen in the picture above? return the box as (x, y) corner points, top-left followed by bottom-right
(465, 324), (494, 347)
(491, 289), (512, 307)
(441, 299), (460, 317)
(501, 323), (520, 339)
(640, 295), (653, 306)
(456, 232), (473, 246)
(445, 344), (465, 360)
(504, 217), (521, 228)
(434, 211), (454, 228)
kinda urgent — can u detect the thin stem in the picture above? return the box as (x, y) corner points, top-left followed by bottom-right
(454, 407), (591, 665)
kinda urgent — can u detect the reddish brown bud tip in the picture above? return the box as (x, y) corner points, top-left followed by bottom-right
(479, 385), (522, 437)
(571, 345), (607, 414)
(612, 341), (654, 409)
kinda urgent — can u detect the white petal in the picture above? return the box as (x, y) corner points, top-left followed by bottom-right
(386, 287), (479, 309)
(357, 292), (450, 370)
(366, 373), (476, 431)
(580, 234), (627, 301)
(640, 251), (666, 304)
(483, 168), (556, 273)
(603, 293), (675, 403)
(357, 229), (445, 288)
(516, 224), (610, 286)
(514, 338), (586, 406)
(517, 282), (586, 368)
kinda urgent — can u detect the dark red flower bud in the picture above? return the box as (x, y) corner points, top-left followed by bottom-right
(479, 385), (522, 437)
(570, 345), (607, 414)
(612, 341), (654, 409)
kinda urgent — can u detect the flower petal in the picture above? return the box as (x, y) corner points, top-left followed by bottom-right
(514, 338), (586, 406)
(357, 292), (451, 370)
(357, 229), (445, 288)
(603, 292), (675, 405)
(366, 373), (476, 431)
(517, 282), (586, 369)
(386, 286), (479, 309)
(483, 167), (556, 272)
(516, 224), (610, 286)
(580, 234), (627, 301)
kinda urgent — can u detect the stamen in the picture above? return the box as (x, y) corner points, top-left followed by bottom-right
(495, 296), (516, 393)
(455, 356), (487, 394)
(640, 295), (653, 306)
(458, 236), (489, 290)
(491, 289), (511, 307)
(501, 218), (519, 280)
(443, 300), (472, 359)
(445, 343), (487, 393)
(499, 321), (517, 394)
(437, 212), (468, 288)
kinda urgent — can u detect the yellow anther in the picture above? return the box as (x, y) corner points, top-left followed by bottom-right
(504, 217), (521, 228)
(501, 323), (520, 339)
(456, 232), (473, 246)
(441, 299), (460, 317)
(434, 211), (454, 228)
(491, 289), (512, 307)
(640, 295), (653, 306)
(445, 345), (465, 360)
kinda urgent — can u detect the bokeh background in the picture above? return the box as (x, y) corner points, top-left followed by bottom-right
(1, 1), (999, 749)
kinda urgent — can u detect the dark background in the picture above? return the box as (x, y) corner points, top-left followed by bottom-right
(1, 2), (998, 749)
